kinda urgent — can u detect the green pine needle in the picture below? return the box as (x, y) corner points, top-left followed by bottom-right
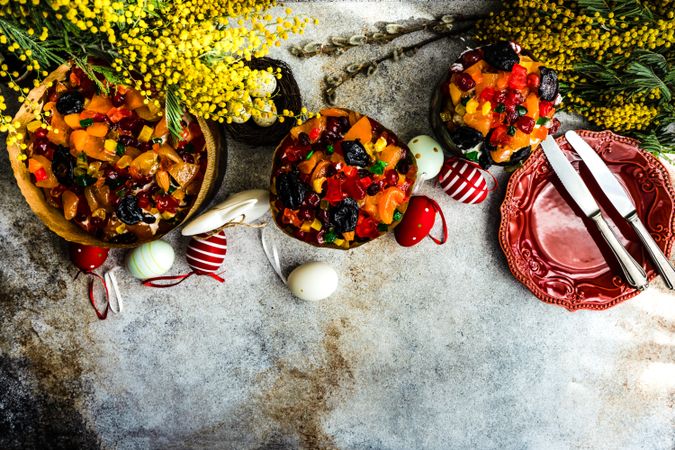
(165, 85), (184, 139)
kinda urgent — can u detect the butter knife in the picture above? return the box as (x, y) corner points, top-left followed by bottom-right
(566, 130), (675, 289)
(541, 135), (648, 290)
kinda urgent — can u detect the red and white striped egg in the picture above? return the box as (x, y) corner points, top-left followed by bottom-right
(186, 231), (228, 275)
(437, 157), (488, 204)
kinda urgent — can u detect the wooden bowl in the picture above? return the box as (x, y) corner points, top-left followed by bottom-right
(6, 63), (226, 248)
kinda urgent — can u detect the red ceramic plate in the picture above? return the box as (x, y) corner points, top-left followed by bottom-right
(500, 130), (675, 311)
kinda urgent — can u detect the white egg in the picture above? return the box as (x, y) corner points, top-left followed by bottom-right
(247, 70), (278, 98)
(227, 91), (253, 124)
(126, 240), (175, 280)
(287, 262), (338, 302)
(253, 98), (278, 128)
(408, 134), (445, 181)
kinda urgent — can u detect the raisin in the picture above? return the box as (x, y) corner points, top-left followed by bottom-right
(116, 195), (145, 225)
(33, 139), (56, 160)
(118, 135), (141, 148)
(305, 193), (321, 207)
(118, 116), (145, 136)
(366, 183), (381, 196)
(276, 172), (308, 210)
(56, 91), (84, 115)
(52, 145), (75, 186)
(329, 198), (358, 233)
(461, 48), (484, 68)
(298, 208), (314, 221)
(538, 67), (559, 102)
(111, 91), (126, 107)
(482, 42), (519, 71)
(454, 73), (476, 91)
(298, 132), (311, 146)
(316, 209), (331, 225)
(342, 140), (371, 167)
(449, 126), (483, 150)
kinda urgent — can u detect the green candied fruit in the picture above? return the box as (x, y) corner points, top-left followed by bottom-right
(324, 230), (337, 243)
(393, 210), (403, 222)
(377, 223), (388, 232)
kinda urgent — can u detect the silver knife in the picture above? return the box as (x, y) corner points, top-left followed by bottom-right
(566, 130), (675, 289)
(540, 135), (648, 290)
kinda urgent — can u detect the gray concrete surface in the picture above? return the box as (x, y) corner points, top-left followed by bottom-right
(1, 2), (674, 449)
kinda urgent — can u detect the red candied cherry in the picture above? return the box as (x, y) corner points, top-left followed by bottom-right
(539, 100), (554, 117)
(309, 127), (322, 142)
(527, 73), (540, 90)
(514, 116), (535, 134)
(507, 64), (528, 90)
(479, 87), (497, 103)
(504, 89), (524, 108)
(489, 126), (511, 147)
(454, 72), (476, 92)
(154, 193), (179, 213)
(136, 191), (151, 209)
(461, 48), (484, 68)
(549, 118), (561, 134)
(384, 169), (399, 186)
(33, 127), (48, 139)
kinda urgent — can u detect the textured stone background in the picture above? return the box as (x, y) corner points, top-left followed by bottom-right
(1, 1), (674, 449)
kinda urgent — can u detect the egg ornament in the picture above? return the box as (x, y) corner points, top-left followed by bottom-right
(395, 196), (447, 247)
(246, 70), (278, 98)
(186, 231), (228, 279)
(126, 240), (175, 280)
(437, 157), (490, 204)
(287, 262), (339, 302)
(70, 243), (109, 272)
(408, 135), (445, 181)
(252, 98), (278, 128)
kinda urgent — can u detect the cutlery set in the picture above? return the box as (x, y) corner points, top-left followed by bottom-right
(541, 131), (675, 291)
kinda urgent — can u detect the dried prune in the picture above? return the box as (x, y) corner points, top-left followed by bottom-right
(506, 146), (531, 165)
(276, 172), (308, 210)
(450, 126), (483, 150)
(538, 67), (559, 102)
(482, 42), (519, 71)
(329, 198), (358, 233)
(116, 195), (145, 225)
(342, 140), (371, 167)
(56, 91), (84, 115)
(52, 145), (75, 186)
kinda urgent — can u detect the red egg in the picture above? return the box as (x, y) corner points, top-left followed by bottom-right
(438, 157), (488, 204)
(395, 196), (447, 247)
(186, 231), (228, 275)
(70, 244), (109, 272)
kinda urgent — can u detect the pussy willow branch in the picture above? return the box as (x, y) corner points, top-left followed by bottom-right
(289, 13), (485, 58)
(322, 23), (475, 105)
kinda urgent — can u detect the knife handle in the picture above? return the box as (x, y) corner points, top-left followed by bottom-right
(627, 213), (675, 290)
(590, 213), (649, 290)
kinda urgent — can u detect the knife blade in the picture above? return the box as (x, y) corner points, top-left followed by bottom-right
(565, 130), (675, 290)
(564, 131), (635, 217)
(541, 135), (648, 290)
